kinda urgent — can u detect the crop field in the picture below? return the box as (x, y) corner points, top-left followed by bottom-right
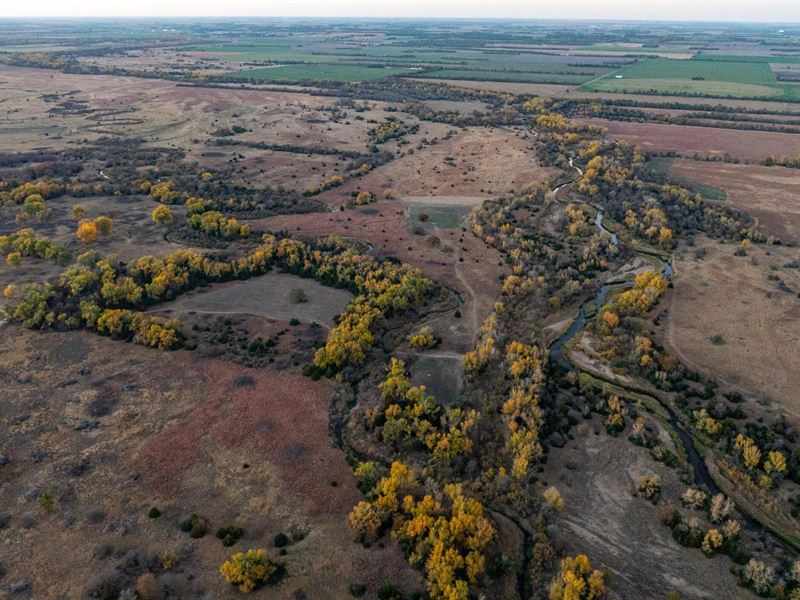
(584, 56), (800, 99)
(414, 69), (594, 84)
(576, 43), (693, 53)
(580, 117), (800, 161)
(693, 54), (800, 64)
(183, 32), (617, 84)
(233, 63), (416, 82)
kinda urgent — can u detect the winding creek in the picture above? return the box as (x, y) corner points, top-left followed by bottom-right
(547, 206), (793, 550)
(550, 211), (717, 488)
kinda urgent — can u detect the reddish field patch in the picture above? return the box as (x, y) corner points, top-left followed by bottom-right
(134, 358), (351, 514)
(580, 118), (800, 162)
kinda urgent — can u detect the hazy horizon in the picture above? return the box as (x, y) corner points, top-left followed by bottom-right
(3, 1), (800, 24)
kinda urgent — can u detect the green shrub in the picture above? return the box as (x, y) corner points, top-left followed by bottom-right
(377, 582), (401, 600)
(179, 513), (208, 538)
(216, 525), (244, 547)
(349, 583), (366, 597)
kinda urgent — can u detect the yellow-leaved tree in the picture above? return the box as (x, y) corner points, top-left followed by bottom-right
(220, 549), (277, 593)
(76, 221), (98, 243)
(549, 554), (605, 600)
(151, 205), (174, 226)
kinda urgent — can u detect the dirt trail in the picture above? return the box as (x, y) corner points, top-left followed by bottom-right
(407, 350), (463, 360)
(434, 224), (479, 345)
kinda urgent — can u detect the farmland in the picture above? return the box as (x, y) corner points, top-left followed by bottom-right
(1, 15), (800, 600)
(234, 64), (416, 82)
(583, 57), (800, 99)
(578, 118), (800, 162)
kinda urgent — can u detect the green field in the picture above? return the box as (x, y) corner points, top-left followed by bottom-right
(413, 69), (596, 85)
(583, 57), (800, 99)
(230, 63), (415, 82)
(600, 58), (777, 84)
(576, 44), (695, 55)
(693, 54), (800, 64)
(188, 36), (610, 83)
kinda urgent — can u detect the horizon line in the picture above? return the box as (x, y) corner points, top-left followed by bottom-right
(0, 15), (798, 25)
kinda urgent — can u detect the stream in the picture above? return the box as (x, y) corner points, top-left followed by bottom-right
(549, 211), (716, 490)
(546, 210), (800, 553)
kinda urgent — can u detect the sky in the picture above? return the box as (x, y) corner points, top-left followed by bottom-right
(2, 0), (800, 22)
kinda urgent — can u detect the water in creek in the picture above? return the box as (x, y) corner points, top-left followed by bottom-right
(548, 212), (716, 486)
(594, 211), (619, 245)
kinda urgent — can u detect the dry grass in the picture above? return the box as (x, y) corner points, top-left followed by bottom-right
(159, 272), (353, 325)
(0, 327), (422, 598)
(667, 237), (800, 413)
(542, 423), (746, 599)
(360, 126), (551, 197)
